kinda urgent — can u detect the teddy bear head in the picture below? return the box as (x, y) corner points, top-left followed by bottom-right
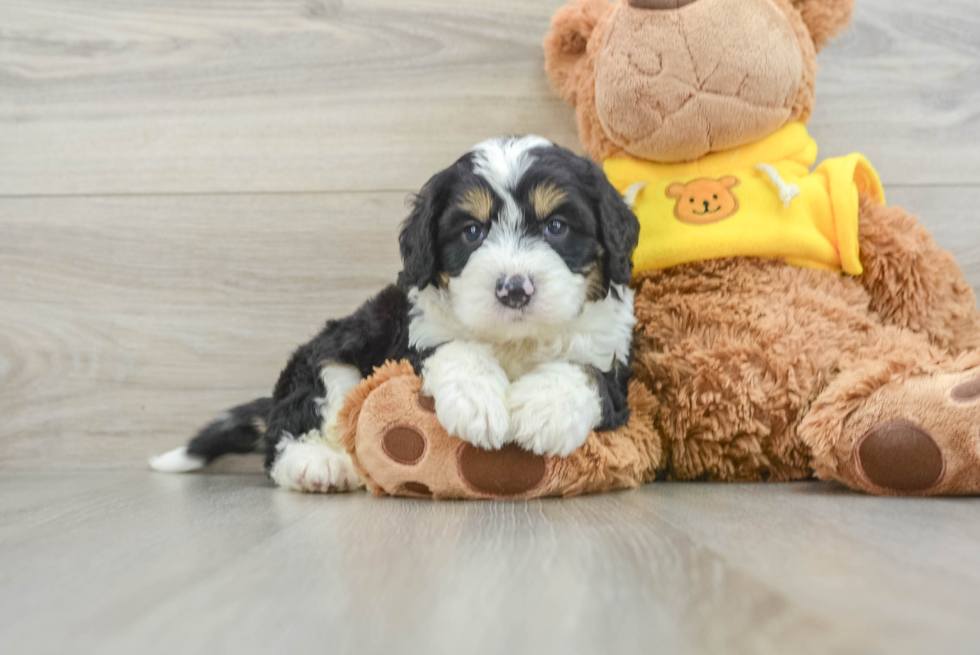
(544, 0), (855, 163)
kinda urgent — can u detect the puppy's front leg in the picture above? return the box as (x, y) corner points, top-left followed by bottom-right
(508, 362), (605, 457)
(422, 341), (511, 450)
(266, 362), (364, 493)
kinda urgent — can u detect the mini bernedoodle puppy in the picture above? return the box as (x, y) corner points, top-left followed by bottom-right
(151, 136), (640, 492)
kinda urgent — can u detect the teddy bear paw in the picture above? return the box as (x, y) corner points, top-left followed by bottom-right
(843, 370), (980, 495)
(352, 376), (552, 500)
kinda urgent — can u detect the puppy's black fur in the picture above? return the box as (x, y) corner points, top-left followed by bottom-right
(515, 146), (639, 288)
(181, 141), (638, 476)
(264, 285), (422, 470)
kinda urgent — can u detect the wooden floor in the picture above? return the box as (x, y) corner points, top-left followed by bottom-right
(4, 473), (980, 655)
(2, 0), (980, 653)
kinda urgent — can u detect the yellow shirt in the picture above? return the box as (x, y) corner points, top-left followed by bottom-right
(603, 123), (885, 275)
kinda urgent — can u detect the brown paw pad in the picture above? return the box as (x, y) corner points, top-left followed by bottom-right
(382, 426), (426, 465)
(417, 390), (436, 413)
(458, 443), (547, 497)
(856, 420), (945, 492)
(950, 378), (980, 403)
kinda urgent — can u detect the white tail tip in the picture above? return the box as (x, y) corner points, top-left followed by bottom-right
(149, 446), (206, 473)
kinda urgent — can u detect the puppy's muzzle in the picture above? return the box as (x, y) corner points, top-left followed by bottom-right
(496, 275), (534, 309)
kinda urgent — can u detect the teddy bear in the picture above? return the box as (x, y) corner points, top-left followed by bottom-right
(337, 0), (980, 499)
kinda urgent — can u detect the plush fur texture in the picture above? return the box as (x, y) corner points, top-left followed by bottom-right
(629, 197), (980, 485)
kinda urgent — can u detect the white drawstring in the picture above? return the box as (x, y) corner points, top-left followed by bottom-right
(755, 163), (801, 208)
(622, 182), (647, 210)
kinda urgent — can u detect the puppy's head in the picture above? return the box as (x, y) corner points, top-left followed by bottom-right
(399, 135), (639, 339)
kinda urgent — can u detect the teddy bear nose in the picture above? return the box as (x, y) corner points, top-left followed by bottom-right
(628, 0), (700, 9)
(703, 200), (711, 210)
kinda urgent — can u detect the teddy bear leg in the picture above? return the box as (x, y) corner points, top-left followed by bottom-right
(801, 327), (980, 495)
(857, 194), (980, 353)
(341, 363), (662, 499)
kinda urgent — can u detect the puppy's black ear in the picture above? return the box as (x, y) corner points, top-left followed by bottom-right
(591, 165), (640, 286)
(398, 167), (454, 290)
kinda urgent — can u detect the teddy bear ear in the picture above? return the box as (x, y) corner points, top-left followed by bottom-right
(543, 0), (611, 106)
(792, 0), (856, 51)
(665, 183), (686, 199)
(720, 176), (740, 189)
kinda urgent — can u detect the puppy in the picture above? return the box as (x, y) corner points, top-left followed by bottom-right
(150, 136), (640, 492)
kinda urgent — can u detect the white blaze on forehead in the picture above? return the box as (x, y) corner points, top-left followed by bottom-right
(469, 135), (553, 190)
(469, 135), (553, 230)
(466, 135), (559, 311)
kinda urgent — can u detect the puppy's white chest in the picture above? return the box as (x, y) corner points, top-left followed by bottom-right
(491, 341), (582, 380)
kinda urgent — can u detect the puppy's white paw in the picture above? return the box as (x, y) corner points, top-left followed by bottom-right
(270, 435), (363, 493)
(422, 341), (511, 450)
(508, 362), (602, 457)
(432, 383), (510, 450)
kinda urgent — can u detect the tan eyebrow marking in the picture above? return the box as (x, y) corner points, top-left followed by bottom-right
(530, 183), (567, 219)
(457, 187), (494, 223)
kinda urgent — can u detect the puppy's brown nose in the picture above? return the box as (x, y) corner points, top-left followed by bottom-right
(628, 0), (700, 9)
(496, 275), (533, 309)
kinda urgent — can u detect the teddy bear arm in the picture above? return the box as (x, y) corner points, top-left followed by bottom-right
(857, 194), (980, 354)
(342, 362), (663, 499)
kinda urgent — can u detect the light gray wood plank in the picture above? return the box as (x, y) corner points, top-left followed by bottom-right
(813, 0), (980, 184)
(0, 0), (578, 196)
(0, 193), (404, 469)
(2, 473), (980, 655)
(1, 0), (978, 196)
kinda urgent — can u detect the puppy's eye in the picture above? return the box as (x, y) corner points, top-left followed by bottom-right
(461, 224), (486, 245)
(544, 219), (568, 238)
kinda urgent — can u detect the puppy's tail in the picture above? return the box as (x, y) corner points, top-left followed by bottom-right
(149, 397), (274, 473)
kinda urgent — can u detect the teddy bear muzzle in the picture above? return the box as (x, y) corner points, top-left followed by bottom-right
(594, 0), (804, 163)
